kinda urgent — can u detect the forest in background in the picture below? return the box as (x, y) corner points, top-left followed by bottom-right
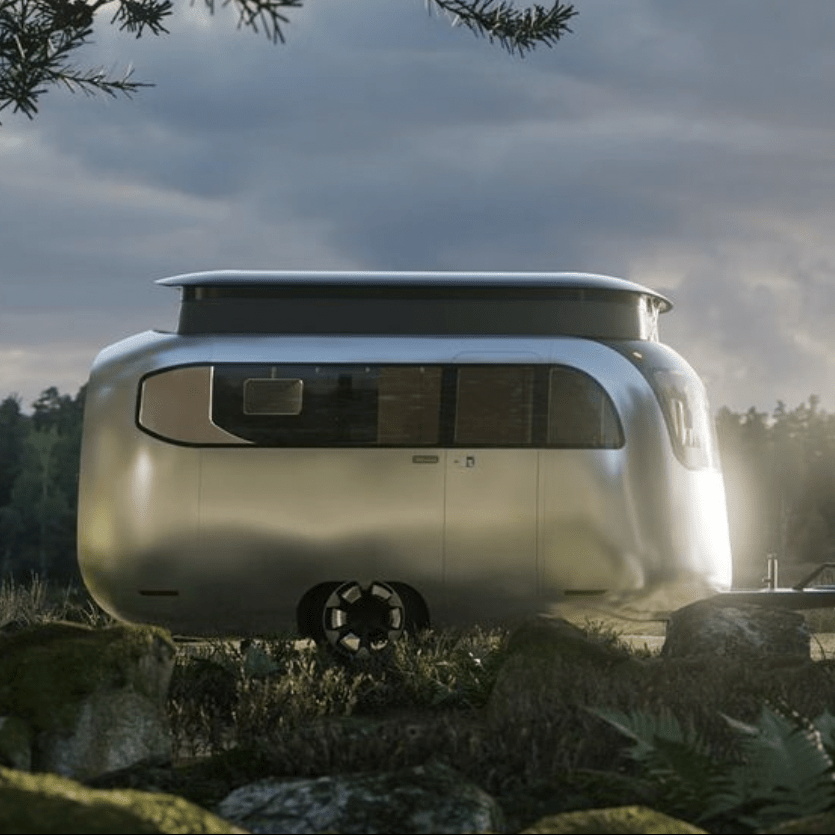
(0, 384), (834, 590)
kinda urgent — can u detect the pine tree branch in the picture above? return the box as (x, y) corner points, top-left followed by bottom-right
(428, 0), (577, 56)
(203, 0), (302, 44)
(0, 1), (579, 123)
(0, 0), (152, 119)
(111, 0), (173, 38)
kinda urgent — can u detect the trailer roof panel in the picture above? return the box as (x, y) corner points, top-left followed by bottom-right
(157, 269), (671, 308)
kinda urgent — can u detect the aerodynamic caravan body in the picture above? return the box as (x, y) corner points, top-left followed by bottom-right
(77, 271), (733, 655)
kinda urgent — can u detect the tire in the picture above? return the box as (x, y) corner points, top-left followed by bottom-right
(321, 580), (406, 659)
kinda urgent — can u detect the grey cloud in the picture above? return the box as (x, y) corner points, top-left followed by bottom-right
(558, 1), (835, 131)
(657, 258), (835, 414)
(4, 0), (835, 416)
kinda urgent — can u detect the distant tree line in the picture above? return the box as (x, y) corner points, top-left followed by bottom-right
(717, 395), (835, 586)
(0, 385), (834, 589)
(0, 386), (85, 584)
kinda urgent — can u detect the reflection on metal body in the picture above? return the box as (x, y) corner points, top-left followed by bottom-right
(77, 271), (733, 646)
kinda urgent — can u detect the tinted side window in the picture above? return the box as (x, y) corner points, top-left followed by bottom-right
(548, 366), (623, 448)
(377, 366), (442, 445)
(213, 365), (379, 445)
(211, 364), (442, 446)
(455, 366), (536, 445)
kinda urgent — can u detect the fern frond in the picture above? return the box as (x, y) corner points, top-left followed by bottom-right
(706, 704), (835, 828)
(588, 706), (724, 820)
(589, 705), (711, 763)
(591, 703), (835, 831)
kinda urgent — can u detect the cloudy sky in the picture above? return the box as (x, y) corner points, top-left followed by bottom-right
(3, 0), (835, 417)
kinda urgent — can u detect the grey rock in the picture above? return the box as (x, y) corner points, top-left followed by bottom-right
(662, 599), (811, 660)
(215, 759), (504, 834)
(38, 686), (174, 780)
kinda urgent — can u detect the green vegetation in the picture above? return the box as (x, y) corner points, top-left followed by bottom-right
(0, 388), (85, 585)
(168, 625), (508, 759)
(591, 703), (835, 833)
(7, 577), (835, 832)
(162, 627), (835, 833)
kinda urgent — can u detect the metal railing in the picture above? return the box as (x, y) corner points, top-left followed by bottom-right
(712, 557), (835, 610)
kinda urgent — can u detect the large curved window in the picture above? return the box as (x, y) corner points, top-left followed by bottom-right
(138, 362), (623, 449)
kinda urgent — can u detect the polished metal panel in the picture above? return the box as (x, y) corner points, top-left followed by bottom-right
(77, 333), (202, 627)
(195, 445), (445, 631)
(443, 448), (539, 622)
(77, 278), (733, 637)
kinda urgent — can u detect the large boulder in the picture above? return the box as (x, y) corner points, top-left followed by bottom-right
(487, 615), (643, 725)
(0, 621), (176, 780)
(0, 765), (247, 834)
(214, 759), (504, 834)
(661, 599), (811, 660)
(501, 616), (636, 667)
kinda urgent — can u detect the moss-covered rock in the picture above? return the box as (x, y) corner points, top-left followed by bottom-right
(519, 804), (708, 833)
(0, 766), (248, 834)
(0, 621), (175, 731)
(0, 621), (176, 778)
(0, 715), (32, 770)
(502, 616), (636, 667)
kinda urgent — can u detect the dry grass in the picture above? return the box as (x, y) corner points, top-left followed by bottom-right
(0, 574), (112, 631)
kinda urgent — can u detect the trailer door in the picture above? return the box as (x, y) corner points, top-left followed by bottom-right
(443, 365), (539, 622)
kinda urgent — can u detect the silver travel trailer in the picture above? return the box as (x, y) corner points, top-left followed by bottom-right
(77, 271), (733, 655)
